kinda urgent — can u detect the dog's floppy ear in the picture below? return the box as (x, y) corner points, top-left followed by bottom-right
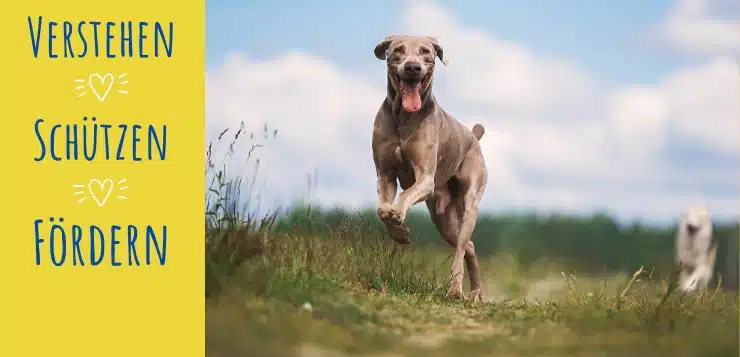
(427, 36), (447, 66)
(374, 35), (397, 60)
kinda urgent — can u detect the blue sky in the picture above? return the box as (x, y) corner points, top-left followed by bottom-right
(208, 0), (693, 85)
(205, 0), (738, 224)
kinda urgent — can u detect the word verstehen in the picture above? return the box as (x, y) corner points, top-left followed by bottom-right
(27, 16), (174, 59)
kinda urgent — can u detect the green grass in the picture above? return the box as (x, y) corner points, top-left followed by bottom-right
(205, 221), (738, 357)
(205, 124), (739, 357)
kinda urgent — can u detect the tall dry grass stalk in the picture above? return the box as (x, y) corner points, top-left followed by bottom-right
(205, 122), (279, 297)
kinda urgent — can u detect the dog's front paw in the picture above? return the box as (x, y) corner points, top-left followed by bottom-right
(386, 222), (411, 245)
(388, 207), (406, 226)
(377, 205), (393, 222)
(379, 206), (411, 244)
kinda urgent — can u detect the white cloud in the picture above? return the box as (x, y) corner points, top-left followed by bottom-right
(207, 52), (383, 208)
(405, 3), (600, 121)
(651, 0), (739, 56)
(664, 56), (740, 152)
(206, 1), (738, 222)
(607, 86), (670, 160)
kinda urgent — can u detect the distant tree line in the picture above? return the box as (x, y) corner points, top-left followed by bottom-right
(276, 205), (739, 291)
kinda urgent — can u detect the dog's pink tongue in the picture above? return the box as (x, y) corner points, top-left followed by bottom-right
(401, 82), (422, 112)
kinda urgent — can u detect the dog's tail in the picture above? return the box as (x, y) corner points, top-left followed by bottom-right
(472, 124), (485, 141)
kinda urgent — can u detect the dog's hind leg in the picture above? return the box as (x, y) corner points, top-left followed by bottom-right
(426, 181), (485, 301)
(432, 178), (481, 298)
(447, 184), (484, 301)
(449, 148), (487, 301)
(464, 240), (484, 301)
(424, 200), (465, 299)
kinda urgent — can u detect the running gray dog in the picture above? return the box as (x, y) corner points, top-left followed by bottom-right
(371, 35), (488, 301)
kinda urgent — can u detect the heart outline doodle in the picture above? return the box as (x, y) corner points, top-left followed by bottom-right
(88, 73), (114, 101)
(88, 178), (114, 207)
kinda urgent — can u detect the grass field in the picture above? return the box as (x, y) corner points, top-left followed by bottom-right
(205, 126), (738, 357)
(205, 215), (738, 357)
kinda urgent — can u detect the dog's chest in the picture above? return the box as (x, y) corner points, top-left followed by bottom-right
(394, 148), (417, 190)
(394, 135), (463, 187)
(393, 142), (454, 190)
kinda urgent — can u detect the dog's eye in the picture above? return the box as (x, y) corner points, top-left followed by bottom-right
(392, 46), (405, 54)
(419, 47), (431, 55)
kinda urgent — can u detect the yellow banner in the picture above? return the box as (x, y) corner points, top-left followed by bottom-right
(0, 1), (205, 355)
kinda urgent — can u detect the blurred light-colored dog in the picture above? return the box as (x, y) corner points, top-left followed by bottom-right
(675, 206), (716, 293)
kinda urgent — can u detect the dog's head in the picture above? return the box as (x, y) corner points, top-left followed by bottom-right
(684, 206), (710, 235)
(374, 35), (445, 113)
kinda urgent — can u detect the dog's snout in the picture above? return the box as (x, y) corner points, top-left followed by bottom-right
(404, 61), (423, 76)
(687, 224), (700, 234)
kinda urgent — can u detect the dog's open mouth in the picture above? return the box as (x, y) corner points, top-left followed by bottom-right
(394, 73), (431, 113)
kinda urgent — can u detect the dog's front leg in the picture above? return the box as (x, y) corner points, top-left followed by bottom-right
(376, 171), (398, 219)
(389, 140), (437, 226)
(376, 170), (414, 244)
